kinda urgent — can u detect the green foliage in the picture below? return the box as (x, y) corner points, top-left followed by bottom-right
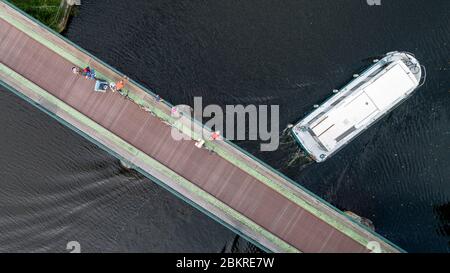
(8, 0), (63, 32)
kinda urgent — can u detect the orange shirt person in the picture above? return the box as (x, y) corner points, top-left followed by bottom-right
(113, 76), (128, 92)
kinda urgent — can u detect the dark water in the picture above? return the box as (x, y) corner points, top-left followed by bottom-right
(1, 0), (449, 252)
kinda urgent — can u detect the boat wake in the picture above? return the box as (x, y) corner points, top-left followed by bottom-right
(277, 125), (314, 172)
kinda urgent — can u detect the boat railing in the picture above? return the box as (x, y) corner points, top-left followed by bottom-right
(417, 65), (427, 88)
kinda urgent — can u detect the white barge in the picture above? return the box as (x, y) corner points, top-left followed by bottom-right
(292, 51), (423, 162)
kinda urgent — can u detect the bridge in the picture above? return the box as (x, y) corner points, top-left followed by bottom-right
(0, 1), (402, 253)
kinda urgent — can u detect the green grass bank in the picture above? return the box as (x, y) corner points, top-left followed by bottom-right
(8, 0), (73, 32)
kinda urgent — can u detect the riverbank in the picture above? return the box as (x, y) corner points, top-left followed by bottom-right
(8, 0), (74, 32)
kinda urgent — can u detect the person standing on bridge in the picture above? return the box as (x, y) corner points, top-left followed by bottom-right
(72, 66), (82, 75)
(111, 76), (129, 93)
(82, 66), (96, 80)
(82, 66), (91, 77)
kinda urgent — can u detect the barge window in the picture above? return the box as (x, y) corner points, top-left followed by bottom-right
(308, 112), (326, 127)
(349, 81), (366, 92)
(368, 64), (388, 78)
(335, 126), (357, 142)
(330, 97), (346, 106)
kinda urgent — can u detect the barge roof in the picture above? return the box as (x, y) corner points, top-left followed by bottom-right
(292, 51), (422, 162)
(310, 62), (418, 151)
